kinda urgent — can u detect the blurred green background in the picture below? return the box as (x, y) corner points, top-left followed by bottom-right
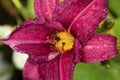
(0, 0), (120, 80)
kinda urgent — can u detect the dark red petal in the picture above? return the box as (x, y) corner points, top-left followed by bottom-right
(54, 0), (93, 28)
(69, 0), (108, 44)
(38, 51), (76, 80)
(34, 0), (57, 21)
(55, 0), (108, 44)
(34, 0), (44, 19)
(38, 55), (60, 80)
(23, 58), (40, 80)
(2, 19), (51, 54)
(81, 34), (118, 63)
(73, 39), (82, 63)
(60, 51), (75, 80)
(1, 19), (62, 57)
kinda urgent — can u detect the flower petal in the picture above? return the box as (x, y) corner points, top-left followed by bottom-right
(1, 19), (50, 54)
(69, 0), (108, 44)
(38, 55), (60, 80)
(81, 34), (118, 63)
(73, 39), (82, 63)
(54, 0), (93, 28)
(55, 0), (108, 44)
(60, 51), (76, 80)
(24, 51), (76, 80)
(1, 19), (63, 57)
(37, 51), (76, 80)
(23, 58), (40, 80)
(34, 0), (57, 21)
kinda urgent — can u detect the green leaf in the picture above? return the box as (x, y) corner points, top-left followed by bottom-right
(74, 62), (120, 80)
(12, 0), (34, 19)
(109, 0), (120, 17)
(111, 18), (120, 39)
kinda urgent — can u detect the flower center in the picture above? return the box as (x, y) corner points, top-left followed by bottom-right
(53, 31), (74, 52)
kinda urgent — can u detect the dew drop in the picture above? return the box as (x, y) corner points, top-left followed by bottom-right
(101, 53), (107, 59)
(97, 37), (104, 41)
(103, 8), (108, 13)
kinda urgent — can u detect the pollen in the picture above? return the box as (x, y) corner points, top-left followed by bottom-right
(53, 31), (74, 52)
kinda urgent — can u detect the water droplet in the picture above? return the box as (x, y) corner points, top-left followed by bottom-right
(103, 8), (108, 13)
(101, 53), (107, 59)
(97, 37), (104, 41)
(48, 52), (59, 60)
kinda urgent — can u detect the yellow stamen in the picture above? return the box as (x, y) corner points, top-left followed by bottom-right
(53, 31), (74, 52)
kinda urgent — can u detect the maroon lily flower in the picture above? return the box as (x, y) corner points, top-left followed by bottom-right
(0, 0), (118, 80)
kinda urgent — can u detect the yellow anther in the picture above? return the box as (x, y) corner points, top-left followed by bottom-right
(54, 31), (74, 52)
